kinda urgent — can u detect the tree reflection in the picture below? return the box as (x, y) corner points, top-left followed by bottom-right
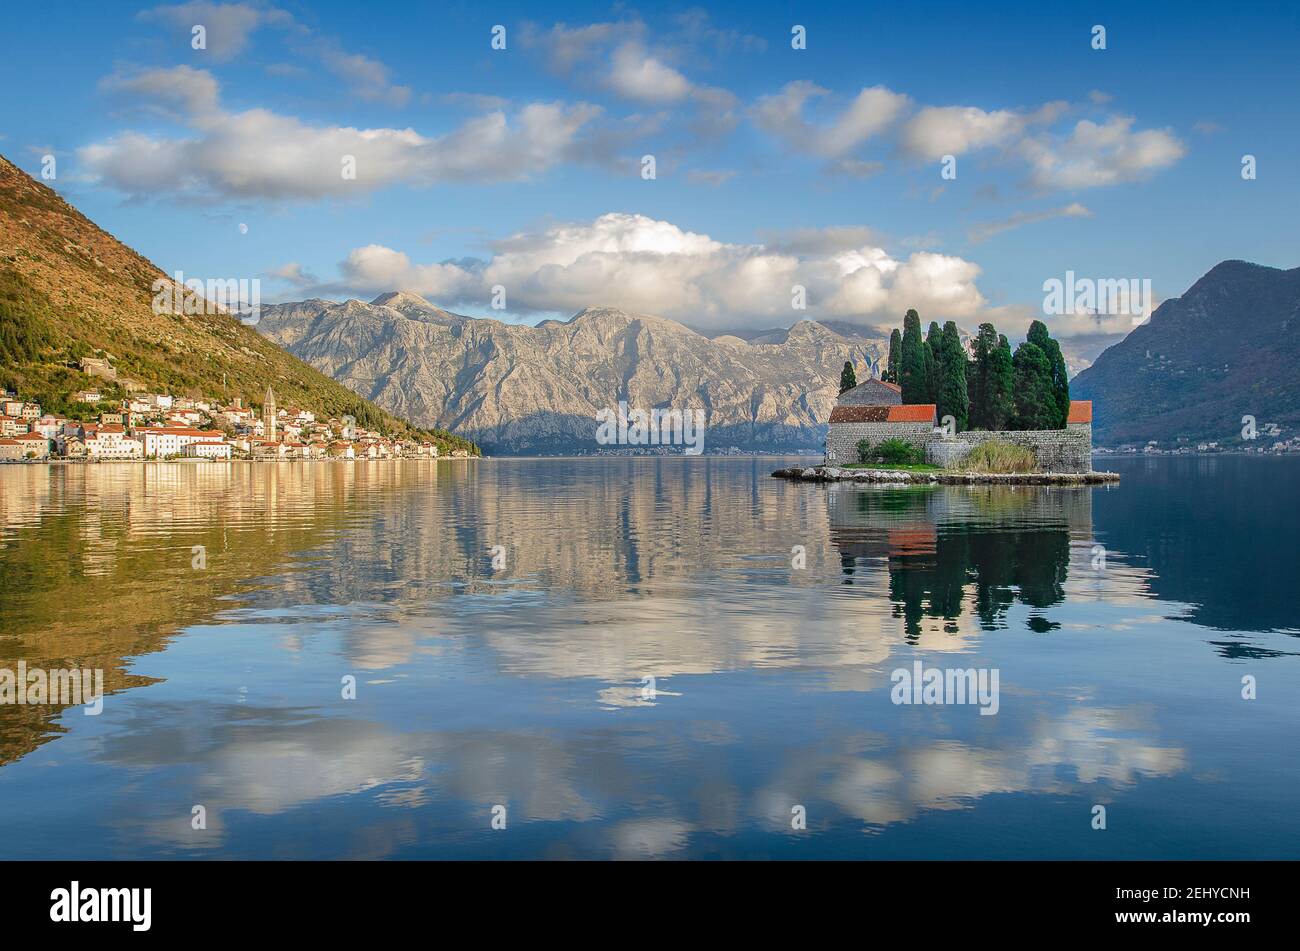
(829, 485), (1082, 639)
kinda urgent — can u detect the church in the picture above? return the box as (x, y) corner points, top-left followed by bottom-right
(824, 379), (937, 464)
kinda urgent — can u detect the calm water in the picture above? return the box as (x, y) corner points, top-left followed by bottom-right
(0, 456), (1296, 859)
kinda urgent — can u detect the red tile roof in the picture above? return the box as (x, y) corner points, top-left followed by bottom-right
(1067, 400), (1092, 424)
(829, 404), (936, 424)
(887, 404), (938, 423)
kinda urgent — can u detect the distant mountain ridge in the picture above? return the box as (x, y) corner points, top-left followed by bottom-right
(1072, 260), (1300, 446)
(254, 293), (888, 454)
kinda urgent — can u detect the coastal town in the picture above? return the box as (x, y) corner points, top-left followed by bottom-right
(0, 384), (463, 463)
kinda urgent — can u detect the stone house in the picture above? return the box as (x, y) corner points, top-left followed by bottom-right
(825, 379), (937, 464)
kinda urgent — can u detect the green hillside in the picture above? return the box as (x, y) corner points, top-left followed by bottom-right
(0, 154), (478, 454)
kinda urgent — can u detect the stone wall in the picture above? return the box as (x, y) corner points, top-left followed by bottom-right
(825, 421), (935, 464)
(924, 424), (1092, 473)
(827, 422), (1093, 472)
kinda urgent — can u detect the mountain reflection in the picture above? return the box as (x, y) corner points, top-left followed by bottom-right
(2, 458), (1296, 858)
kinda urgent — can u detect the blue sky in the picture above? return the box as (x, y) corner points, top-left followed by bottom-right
(3, 0), (1298, 358)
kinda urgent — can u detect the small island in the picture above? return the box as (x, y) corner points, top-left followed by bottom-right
(775, 311), (1119, 485)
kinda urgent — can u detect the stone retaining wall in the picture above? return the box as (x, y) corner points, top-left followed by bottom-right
(925, 424), (1092, 473)
(826, 422), (1093, 473)
(825, 421), (935, 465)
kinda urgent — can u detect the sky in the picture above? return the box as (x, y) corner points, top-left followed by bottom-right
(3, 0), (1298, 360)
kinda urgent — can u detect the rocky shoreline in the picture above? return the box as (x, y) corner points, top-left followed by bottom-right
(771, 465), (1121, 485)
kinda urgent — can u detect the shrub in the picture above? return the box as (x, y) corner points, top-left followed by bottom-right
(960, 440), (1037, 473)
(857, 436), (925, 466)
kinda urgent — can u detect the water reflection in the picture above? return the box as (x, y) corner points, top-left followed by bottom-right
(830, 486), (1086, 637)
(0, 458), (1297, 858)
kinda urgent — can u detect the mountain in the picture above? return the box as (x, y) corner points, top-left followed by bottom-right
(254, 294), (887, 454)
(1072, 260), (1300, 447)
(0, 154), (477, 455)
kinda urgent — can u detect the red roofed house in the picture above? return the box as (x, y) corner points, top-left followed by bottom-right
(825, 378), (937, 464)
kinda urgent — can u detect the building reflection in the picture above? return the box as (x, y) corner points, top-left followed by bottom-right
(829, 485), (1091, 639)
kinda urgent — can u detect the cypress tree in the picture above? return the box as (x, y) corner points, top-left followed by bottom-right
(938, 321), (969, 431)
(1011, 341), (1057, 430)
(990, 334), (1014, 430)
(839, 360), (857, 394)
(900, 310), (926, 403)
(967, 323), (999, 429)
(925, 321), (942, 404)
(886, 328), (901, 383)
(1026, 320), (1070, 427)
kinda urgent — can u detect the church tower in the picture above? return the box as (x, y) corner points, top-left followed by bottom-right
(263, 385), (277, 440)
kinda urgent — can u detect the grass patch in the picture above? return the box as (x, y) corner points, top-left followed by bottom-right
(956, 440), (1037, 473)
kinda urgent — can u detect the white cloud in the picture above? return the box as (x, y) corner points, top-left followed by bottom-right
(314, 43), (411, 107)
(101, 64), (221, 117)
(80, 67), (600, 198)
(1019, 116), (1186, 189)
(276, 212), (988, 330)
(139, 1), (290, 61)
(968, 203), (1092, 244)
(608, 43), (694, 102)
(900, 105), (1028, 160)
(141, 3), (410, 105)
(752, 82), (909, 158)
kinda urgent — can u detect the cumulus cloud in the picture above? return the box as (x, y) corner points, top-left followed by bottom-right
(967, 203), (1092, 244)
(751, 81), (909, 158)
(1019, 116), (1186, 189)
(274, 212), (988, 330)
(80, 66), (600, 198)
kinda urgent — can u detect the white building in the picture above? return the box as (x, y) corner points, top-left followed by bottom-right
(182, 440), (232, 460)
(137, 427), (226, 459)
(85, 427), (143, 459)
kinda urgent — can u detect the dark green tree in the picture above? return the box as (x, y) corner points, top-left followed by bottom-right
(988, 334), (1015, 430)
(967, 323), (999, 429)
(899, 310), (926, 403)
(885, 328), (901, 383)
(839, 360), (857, 394)
(925, 321), (942, 404)
(1010, 341), (1057, 430)
(938, 321), (969, 431)
(1026, 320), (1070, 427)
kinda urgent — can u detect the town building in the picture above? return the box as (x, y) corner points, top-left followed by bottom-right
(136, 427), (227, 459)
(84, 426), (143, 459)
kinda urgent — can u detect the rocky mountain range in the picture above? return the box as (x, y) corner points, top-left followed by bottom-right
(253, 293), (886, 454)
(1072, 260), (1300, 447)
